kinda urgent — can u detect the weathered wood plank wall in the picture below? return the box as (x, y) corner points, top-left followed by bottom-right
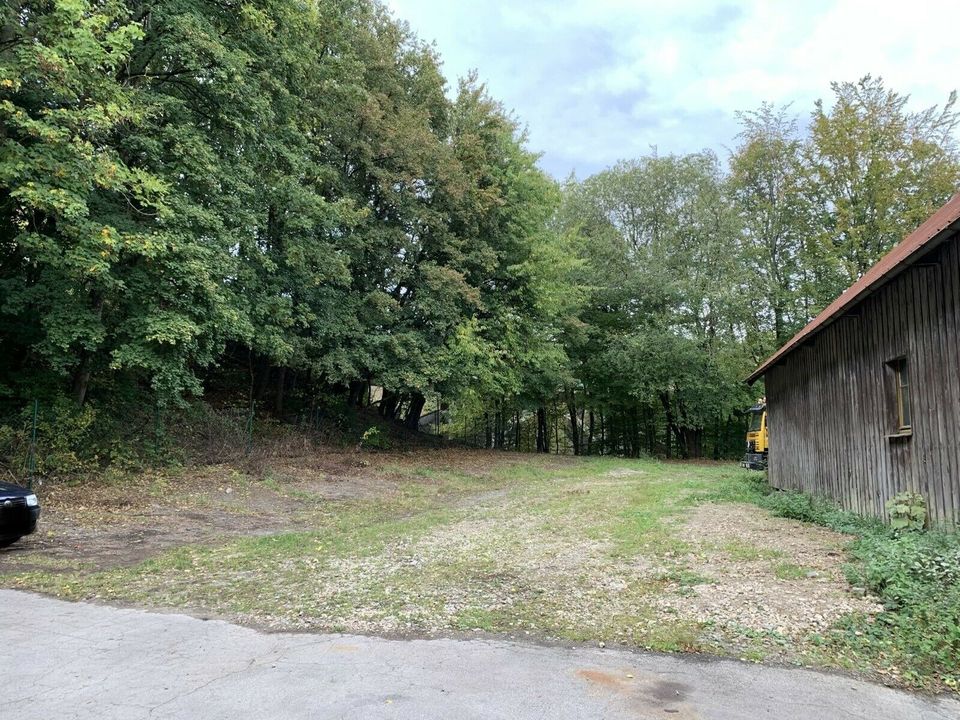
(766, 231), (960, 527)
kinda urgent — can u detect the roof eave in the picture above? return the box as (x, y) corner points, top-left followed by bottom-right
(746, 194), (960, 385)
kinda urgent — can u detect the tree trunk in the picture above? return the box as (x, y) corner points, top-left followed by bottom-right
(682, 427), (704, 459)
(404, 392), (426, 430)
(567, 391), (580, 456)
(536, 407), (549, 453)
(587, 408), (595, 455)
(348, 380), (367, 408)
(553, 412), (560, 454)
(485, 412), (493, 449)
(599, 411), (605, 456)
(774, 303), (786, 344)
(274, 366), (287, 416)
(713, 417), (721, 461)
(71, 293), (106, 405)
(380, 391), (398, 419)
(659, 392), (674, 459)
(71, 352), (93, 406)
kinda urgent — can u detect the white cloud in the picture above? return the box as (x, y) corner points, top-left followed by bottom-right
(385, 0), (960, 178)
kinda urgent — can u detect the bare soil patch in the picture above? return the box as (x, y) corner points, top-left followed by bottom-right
(656, 503), (882, 640)
(0, 453), (414, 571)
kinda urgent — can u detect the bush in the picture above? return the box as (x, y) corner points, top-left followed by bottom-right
(359, 426), (391, 450)
(885, 491), (927, 531)
(1, 396), (194, 482)
(0, 398), (103, 479)
(843, 529), (960, 688)
(761, 490), (879, 535)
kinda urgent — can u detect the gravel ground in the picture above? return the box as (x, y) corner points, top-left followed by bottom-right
(0, 453), (890, 678)
(656, 503), (883, 639)
(255, 492), (880, 656)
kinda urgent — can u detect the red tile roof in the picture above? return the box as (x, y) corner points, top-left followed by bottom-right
(747, 193), (960, 384)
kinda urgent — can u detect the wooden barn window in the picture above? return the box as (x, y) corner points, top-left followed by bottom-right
(887, 357), (911, 433)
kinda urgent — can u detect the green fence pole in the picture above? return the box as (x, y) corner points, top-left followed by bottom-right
(154, 401), (162, 457)
(27, 399), (38, 490)
(245, 400), (256, 456)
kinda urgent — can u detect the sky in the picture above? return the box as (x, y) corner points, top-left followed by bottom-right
(384, 0), (960, 179)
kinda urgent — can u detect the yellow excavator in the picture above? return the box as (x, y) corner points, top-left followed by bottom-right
(741, 400), (768, 471)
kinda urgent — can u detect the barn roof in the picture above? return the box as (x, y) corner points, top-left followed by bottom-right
(746, 193), (960, 385)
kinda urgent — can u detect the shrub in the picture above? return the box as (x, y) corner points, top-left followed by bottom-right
(0, 398), (103, 479)
(359, 426), (390, 450)
(885, 491), (927, 531)
(760, 489), (960, 689)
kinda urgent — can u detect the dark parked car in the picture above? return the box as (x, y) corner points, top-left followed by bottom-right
(0, 481), (40, 548)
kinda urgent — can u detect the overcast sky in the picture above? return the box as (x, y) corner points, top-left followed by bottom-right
(384, 0), (960, 179)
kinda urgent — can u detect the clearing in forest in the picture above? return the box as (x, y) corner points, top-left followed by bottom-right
(0, 452), (879, 676)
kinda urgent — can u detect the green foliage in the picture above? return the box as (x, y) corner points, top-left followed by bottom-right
(549, 151), (755, 458)
(762, 490), (960, 688)
(885, 491), (927, 531)
(1, 0), (564, 438)
(1, 4), (958, 472)
(804, 76), (960, 307)
(730, 103), (810, 347)
(0, 398), (99, 477)
(360, 426), (390, 451)
(0, 396), (142, 478)
(760, 490), (879, 535)
(843, 530), (960, 688)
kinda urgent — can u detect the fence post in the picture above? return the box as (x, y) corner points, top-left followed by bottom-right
(245, 400), (256, 455)
(26, 399), (38, 490)
(154, 400), (163, 457)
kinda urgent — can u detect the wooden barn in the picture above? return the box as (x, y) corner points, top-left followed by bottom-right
(748, 194), (960, 528)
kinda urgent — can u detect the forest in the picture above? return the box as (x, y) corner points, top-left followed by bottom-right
(2, 0), (959, 472)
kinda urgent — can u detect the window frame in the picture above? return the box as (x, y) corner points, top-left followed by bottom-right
(887, 356), (911, 433)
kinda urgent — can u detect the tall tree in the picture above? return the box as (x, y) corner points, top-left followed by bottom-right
(0, 0), (241, 406)
(804, 76), (960, 306)
(730, 104), (809, 350)
(557, 152), (753, 458)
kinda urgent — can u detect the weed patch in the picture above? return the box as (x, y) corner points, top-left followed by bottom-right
(761, 490), (960, 689)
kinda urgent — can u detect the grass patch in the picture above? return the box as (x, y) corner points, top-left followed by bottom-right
(658, 567), (712, 586)
(6, 456), (760, 642)
(760, 490), (960, 690)
(773, 562), (809, 580)
(11, 452), (947, 691)
(641, 621), (705, 652)
(721, 540), (783, 561)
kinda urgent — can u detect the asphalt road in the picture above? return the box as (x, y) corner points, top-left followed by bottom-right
(1, 590), (957, 720)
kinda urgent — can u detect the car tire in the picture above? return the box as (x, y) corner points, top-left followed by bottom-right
(0, 537), (21, 548)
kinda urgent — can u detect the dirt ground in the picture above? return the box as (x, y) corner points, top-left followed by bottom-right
(1, 450), (404, 570)
(0, 449), (570, 568)
(0, 450), (881, 675)
(661, 503), (879, 640)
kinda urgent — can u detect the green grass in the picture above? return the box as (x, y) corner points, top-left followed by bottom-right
(773, 562), (809, 580)
(760, 491), (960, 690)
(721, 540), (783, 561)
(5, 456), (760, 652)
(6, 453), (956, 691)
